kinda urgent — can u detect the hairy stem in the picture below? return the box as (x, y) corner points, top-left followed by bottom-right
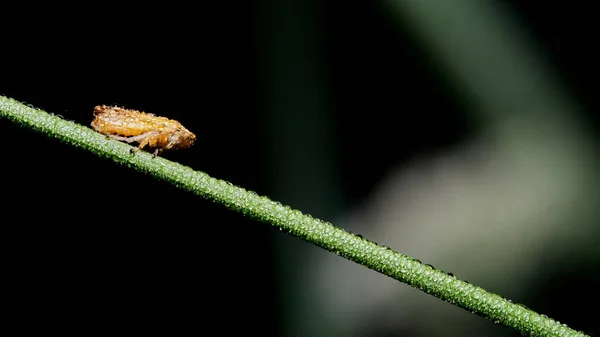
(0, 95), (588, 337)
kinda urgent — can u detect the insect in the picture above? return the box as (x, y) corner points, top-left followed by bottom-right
(91, 105), (196, 157)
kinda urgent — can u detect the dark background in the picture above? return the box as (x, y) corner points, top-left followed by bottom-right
(1, 1), (598, 335)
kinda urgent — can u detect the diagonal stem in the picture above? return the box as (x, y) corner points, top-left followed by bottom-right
(0, 95), (588, 337)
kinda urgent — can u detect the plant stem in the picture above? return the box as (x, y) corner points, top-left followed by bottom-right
(0, 95), (588, 337)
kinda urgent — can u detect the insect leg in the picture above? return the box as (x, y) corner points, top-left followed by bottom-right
(107, 134), (149, 144)
(165, 136), (180, 150)
(137, 131), (158, 149)
(106, 132), (156, 154)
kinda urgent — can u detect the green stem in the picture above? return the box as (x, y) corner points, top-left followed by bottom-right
(0, 95), (588, 337)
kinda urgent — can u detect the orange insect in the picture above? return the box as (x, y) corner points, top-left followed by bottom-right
(91, 105), (196, 156)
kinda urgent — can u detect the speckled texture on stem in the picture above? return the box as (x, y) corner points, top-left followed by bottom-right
(0, 95), (588, 337)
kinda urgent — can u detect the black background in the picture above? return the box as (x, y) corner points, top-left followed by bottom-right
(1, 1), (598, 335)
